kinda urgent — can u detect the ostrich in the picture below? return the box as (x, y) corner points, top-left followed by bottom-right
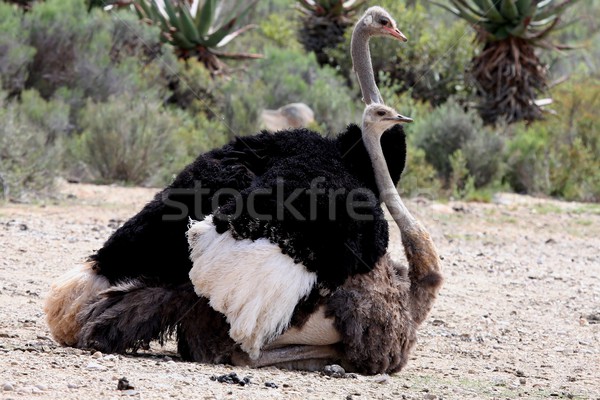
(43, 7), (439, 374)
(195, 104), (442, 374)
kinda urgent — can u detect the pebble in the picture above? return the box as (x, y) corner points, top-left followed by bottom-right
(92, 351), (103, 359)
(323, 364), (346, 378)
(86, 361), (107, 371)
(371, 374), (390, 384)
(35, 384), (47, 391)
(3, 383), (15, 391)
(209, 372), (251, 386)
(120, 389), (138, 396)
(67, 383), (79, 389)
(117, 377), (134, 391)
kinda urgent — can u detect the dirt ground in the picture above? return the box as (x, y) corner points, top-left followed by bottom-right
(1, 181), (599, 400)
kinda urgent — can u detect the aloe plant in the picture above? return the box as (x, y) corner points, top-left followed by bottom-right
(134, 0), (261, 74)
(297, 0), (366, 66)
(87, 0), (134, 12)
(434, 0), (580, 124)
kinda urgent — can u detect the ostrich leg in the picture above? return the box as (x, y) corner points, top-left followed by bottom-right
(231, 345), (341, 371)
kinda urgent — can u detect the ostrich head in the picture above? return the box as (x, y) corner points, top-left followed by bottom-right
(362, 104), (413, 136)
(358, 6), (407, 42)
(352, 7), (406, 105)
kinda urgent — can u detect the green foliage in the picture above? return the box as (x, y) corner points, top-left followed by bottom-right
(412, 99), (504, 188)
(73, 93), (177, 185)
(399, 145), (442, 198)
(0, 2), (36, 95)
(259, 13), (302, 51)
(506, 77), (600, 201)
(328, 2), (475, 106)
(0, 90), (64, 201)
(21, 0), (170, 100)
(166, 110), (230, 179)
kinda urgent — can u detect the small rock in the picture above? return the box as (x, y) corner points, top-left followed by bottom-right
(67, 383), (78, 389)
(210, 372), (251, 386)
(86, 361), (107, 371)
(519, 378), (527, 385)
(117, 377), (134, 391)
(120, 389), (138, 396)
(3, 383), (15, 391)
(424, 394), (437, 400)
(323, 364), (346, 378)
(92, 351), (103, 359)
(583, 312), (600, 324)
(264, 382), (278, 389)
(371, 374), (390, 384)
(35, 384), (47, 391)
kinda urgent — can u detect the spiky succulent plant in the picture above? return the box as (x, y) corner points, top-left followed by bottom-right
(87, 0), (133, 12)
(134, 0), (261, 74)
(297, 0), (366, 66)
(434, 0), (580, 124)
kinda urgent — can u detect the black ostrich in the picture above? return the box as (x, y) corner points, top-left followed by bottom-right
(45, 7), (443, 375)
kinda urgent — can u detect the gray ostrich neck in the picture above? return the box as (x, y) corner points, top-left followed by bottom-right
(351, 25), (383, 105)
(362, 129), (416, 231)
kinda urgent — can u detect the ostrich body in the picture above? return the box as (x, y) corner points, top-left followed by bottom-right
(43, 7), (442, 375)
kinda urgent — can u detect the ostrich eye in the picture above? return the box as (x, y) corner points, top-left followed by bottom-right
(379, 18), (389, 26)
(376, 110), (386, 116)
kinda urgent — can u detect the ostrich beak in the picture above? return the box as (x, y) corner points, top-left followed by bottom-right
(386, 114), (413, 123)
(384, 26), (407, 42)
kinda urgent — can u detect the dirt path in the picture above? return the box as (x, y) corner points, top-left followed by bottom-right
(1, 182), (599, 399)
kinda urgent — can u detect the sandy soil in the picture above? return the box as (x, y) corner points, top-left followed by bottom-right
(1, 181), (599, 400)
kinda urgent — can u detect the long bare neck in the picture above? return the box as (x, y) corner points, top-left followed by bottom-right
(362, 128), (416, 231)
(351, 24), (383, 105)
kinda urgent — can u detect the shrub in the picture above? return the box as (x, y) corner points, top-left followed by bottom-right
(505, 77), (600, 201)
(411, 99), (504, 187)
(166, 109), (230, 179)
(400, 145), (442, 199)
(18, 0), (173, 117)
(0, 2), (36, 96)
(0, 91), (63, 201)
(73, 93), (178, 185)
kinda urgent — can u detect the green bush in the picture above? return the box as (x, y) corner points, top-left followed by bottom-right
(9, 0), (175, 132)
(0, 91), (64, 201)
(411, 99), (504, 188)
(73, 93), (178, 185)
(399, 145), (442, 198)
(166, 109), (230, 179)
(0, 2), (36, 96)
(506, 77), (600, 201)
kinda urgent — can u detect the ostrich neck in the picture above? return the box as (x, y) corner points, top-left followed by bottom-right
(351, 26), (383, 105)
(362, 130), (416, 231)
